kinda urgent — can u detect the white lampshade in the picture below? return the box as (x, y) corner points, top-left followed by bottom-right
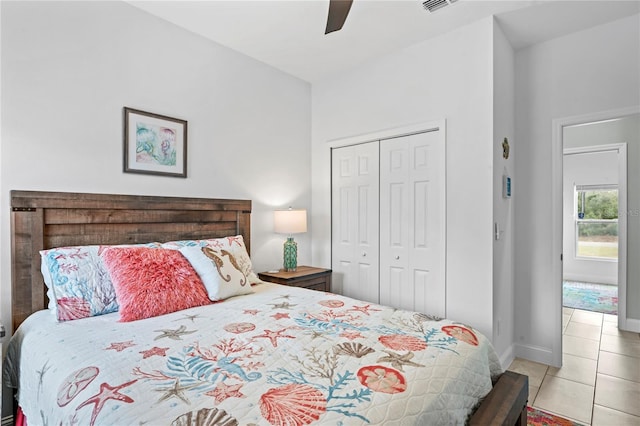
(274, 209), (307, 234)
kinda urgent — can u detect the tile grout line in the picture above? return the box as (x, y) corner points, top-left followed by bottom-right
(590, 314), (604, 426)
(532, 308), (640, 424)
(536, 309), (589, 424)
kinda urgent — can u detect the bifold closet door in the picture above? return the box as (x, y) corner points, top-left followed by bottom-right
(331, 142), (380, 303)
(379, 130), (446, 317)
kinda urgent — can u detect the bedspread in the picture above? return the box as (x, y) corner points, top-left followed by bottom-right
(4, 282), (502, 425)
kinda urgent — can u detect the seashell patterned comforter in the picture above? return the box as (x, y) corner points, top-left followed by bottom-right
(4, 282), (502, 425)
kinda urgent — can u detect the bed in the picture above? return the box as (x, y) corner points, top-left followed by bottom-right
(4, 190), (528, 425)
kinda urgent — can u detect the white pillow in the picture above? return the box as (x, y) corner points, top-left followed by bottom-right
(179, 246), (254, 301)
(161, 235), (263, 285)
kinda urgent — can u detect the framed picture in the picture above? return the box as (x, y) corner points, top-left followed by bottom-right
(123, 107), (187, 178)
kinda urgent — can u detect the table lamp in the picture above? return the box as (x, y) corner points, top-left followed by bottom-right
(274, 208), (307, 272)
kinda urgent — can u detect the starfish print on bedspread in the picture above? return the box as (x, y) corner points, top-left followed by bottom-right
(205, 381), (245, 404)
(269, 301), (297, 310)
(173, 314), (200, 323)
(348, 304), (382, 316)
(154, 325), (196, 341)
(76, 379), (137, 426)
(155, 378), (198, 404)
(139, 346), (169, 359)
(377, 350), (425, 371)
(105, 341), (135, 352)
(271, 312), (290, 320)
(243, 309), (259, 316)
(253, 328), (295, 347)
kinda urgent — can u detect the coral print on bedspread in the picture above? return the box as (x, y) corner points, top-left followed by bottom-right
(5, 283), (502, 425)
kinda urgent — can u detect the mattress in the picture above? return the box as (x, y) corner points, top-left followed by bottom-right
(4, 282), (502, 425)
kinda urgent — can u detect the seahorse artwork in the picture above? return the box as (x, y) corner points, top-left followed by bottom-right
(201, 247), (247, 286)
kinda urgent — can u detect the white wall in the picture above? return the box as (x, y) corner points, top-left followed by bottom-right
(492, 19), (516, 365)
(311, 18), (496, 341)
(514, 15), (640, 364)
(563, 150), (619, 285)
(0, 0), (311, 344)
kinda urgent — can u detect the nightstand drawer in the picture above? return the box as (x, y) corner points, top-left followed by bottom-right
(258, 266), (331, 292)
(286, 275), (329, 291)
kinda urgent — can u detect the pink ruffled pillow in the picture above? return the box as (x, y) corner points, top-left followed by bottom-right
(101, 247), (210, 322)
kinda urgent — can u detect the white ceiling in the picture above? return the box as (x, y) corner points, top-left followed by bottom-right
(128, 0), (640, 83)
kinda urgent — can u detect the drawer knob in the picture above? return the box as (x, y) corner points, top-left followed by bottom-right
(395, 255), (400, 260)
(362, 252), (367, 257)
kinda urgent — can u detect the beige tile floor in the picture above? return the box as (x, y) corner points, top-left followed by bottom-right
(508, 308), (640, 425)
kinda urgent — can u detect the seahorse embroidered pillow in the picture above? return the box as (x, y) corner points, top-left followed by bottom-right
(162, 235), (263, 285)
(179, 246), (254, 301)
(101, 247), (211, 322)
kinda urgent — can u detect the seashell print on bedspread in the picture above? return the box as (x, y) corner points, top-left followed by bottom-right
(5, 282), (502, 425)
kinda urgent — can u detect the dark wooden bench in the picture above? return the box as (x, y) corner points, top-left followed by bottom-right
(469, 371), (529, 426)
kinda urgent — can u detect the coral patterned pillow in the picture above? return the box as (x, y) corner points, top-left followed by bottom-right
(100, 247), (210, 322)
(179, 246), (254, 301)
(40, 242), (160, 321)
(162, 235), (263, 285)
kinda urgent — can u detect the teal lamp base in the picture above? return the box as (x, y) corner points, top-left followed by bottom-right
(283, 237), (298, 272)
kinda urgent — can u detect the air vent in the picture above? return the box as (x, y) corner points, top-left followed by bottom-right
(422, 0), (457, 13)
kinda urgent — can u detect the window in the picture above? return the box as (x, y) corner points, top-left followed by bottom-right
(575, 185), (618, 260)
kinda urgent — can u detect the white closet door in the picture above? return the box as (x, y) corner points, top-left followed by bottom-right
(331, 142), (380, 303)
(379, 131), (445, 316)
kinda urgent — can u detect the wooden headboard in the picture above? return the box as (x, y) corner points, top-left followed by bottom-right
(10, 190), (251, 332)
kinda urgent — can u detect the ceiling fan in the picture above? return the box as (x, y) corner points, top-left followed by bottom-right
(324, 0), (457, 34)
(325, 0), (353, 34)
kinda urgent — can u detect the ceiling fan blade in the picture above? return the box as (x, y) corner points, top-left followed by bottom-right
(325, 0), (353, 34)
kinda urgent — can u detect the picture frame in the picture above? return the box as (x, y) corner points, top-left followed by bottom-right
(123, 107), (187, 178)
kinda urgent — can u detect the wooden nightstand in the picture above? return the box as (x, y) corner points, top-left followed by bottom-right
(258, 266), (332, 292)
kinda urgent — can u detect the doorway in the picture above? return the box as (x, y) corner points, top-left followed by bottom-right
(551, 108), (639, 367)
(562, 145), (623, 316)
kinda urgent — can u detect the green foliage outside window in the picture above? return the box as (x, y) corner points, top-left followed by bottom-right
(576, 189), (618, 238)
(577, 189), (618, 220)
(576, 188), (618, 258)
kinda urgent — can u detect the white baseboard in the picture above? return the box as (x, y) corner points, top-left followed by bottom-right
(513, 343), (554, 367)
(498, 344), (515, 370)
(622, 316), (640, 333)
(563, 274), (617, 285)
